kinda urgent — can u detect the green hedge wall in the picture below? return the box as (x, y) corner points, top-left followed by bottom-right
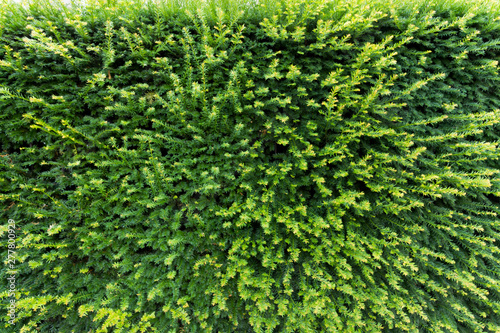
(1, 0), (500, 332)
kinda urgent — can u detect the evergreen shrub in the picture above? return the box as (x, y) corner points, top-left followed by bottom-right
(1, 0), (500, 331)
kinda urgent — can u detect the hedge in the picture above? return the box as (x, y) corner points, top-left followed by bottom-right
(1, 0), (500, 331)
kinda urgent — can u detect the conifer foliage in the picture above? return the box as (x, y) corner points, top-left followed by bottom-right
(1, 0), (500, 331)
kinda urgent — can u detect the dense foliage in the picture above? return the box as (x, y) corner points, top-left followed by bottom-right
(1, 0), (499, 331)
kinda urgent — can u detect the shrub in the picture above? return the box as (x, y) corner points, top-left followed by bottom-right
(1, 0), (499, 331)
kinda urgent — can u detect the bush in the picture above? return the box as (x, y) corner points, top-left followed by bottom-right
(1, 0), (499, 331)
